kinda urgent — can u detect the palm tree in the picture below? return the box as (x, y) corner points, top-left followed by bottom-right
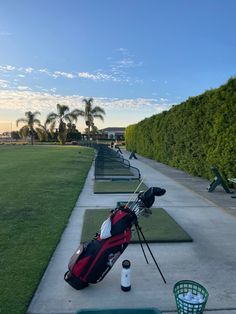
(45, 104), (79, 144)
(81, 98), (105, 139)
(35, 123), (49, 142)
(16, 111), (43, 145)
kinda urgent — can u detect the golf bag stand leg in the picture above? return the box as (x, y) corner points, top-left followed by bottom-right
(135, 222), (167, 284)
(135, 222), (149, 264)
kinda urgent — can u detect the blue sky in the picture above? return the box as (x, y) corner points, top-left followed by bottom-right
(0, 0), (235, 132)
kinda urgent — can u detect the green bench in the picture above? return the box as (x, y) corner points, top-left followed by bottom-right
(227, 178), (236, 198)
(208, 166), (233, 193)
(228, 178), (236, 185)
(129, 151), (138, 159)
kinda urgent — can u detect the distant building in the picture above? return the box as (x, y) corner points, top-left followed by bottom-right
(99, 127), (125, 140)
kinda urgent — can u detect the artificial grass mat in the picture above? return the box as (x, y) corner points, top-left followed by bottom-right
(96, 167), (135, 176)
(81, 208), (192, 243)
(94, 180), (148, 194)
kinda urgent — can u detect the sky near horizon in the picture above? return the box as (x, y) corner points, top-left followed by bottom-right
(0, 0), (236, 133)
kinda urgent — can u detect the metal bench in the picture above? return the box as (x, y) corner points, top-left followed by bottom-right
(208, 166), (233, 193)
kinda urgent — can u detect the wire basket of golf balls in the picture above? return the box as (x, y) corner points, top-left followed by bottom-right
(173, 280), (209, 314)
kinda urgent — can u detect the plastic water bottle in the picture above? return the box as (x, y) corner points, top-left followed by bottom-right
(121, 260), (131, 291)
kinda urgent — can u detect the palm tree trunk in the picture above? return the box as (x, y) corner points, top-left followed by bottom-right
(58, 121), (67, 144)
(88, 126), (91, 140)
(30, 128), (34, 145)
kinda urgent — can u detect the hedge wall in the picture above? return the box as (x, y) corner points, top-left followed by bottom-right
(126, 78), (236, 179)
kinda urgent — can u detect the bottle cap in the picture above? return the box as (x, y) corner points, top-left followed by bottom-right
(122, 259), (131, 269)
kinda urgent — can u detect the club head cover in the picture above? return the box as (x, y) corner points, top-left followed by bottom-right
(153, 187), (166, 196)
(139, 187), (166, 208)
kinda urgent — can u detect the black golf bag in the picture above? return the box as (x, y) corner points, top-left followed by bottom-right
(64, 187), (166, 290)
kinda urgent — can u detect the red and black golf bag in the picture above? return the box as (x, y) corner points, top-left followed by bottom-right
(64, 187), (166, 290)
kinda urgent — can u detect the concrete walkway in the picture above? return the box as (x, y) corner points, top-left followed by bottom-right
(28, 151), (236, 314)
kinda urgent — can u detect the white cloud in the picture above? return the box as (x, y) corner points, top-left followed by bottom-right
(0, 65), (16, 72)
(17, 86), (32, 91)
(78, 72), (115, 81)
(50, 87), (57, 93)
(113, 48), (143, 69)
(0, 79), (9, 88)
(39, 68), (49, 73)
(0, 90), (84, 112)
(0, 89), (174, 132)
(0, 89), (173, 114)
(0, 64), (77, 80)
(53, 71), (75, 79)
(117, 48), (128, 54)
(0, 56), (143, 85)
(95, 97), (171, 111)
(160, 97), (168, 102)
(114, 58), (142, 69)
(39, 69), (76, 79)
(106, 48), (144, 84)
(25, 67), (34, 73)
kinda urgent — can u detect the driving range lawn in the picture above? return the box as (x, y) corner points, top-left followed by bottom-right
(0, 145), (94, 314)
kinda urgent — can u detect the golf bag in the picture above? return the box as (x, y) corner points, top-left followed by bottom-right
(64, 187), (166, 290)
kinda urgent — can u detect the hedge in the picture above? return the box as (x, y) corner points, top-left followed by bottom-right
(126, 77), (236, 179)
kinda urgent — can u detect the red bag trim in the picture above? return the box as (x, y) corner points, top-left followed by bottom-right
(111, 210), (128, 225)
(72, 255), (91, 276)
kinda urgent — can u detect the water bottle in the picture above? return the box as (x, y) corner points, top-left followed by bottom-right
(121, 260), (131, 291)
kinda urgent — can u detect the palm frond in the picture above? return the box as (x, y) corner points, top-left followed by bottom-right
(33, 119), (41, 125)
(83, 98), (93, 105)
(49, 121), (57, 134)
(91, 106), (105, 115)
(46, 113), (58, 125)
(38, 124), (47, 131)
(71, 109), (84, 117)
(63, 114), (73, 124)
(66, 112), (79, 123)
(19, 125), (29, 138)
(25, 111), (32, 118)
(57, 104), (69, 116)
(16, 118), (27, 127)
(35, 126), (48, 141)
(93, 114), (104, 121)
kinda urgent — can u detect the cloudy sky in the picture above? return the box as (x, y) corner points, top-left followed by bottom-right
(0, 0), (235, 132)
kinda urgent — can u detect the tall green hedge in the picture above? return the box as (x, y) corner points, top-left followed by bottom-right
(126, 78), (236, 179)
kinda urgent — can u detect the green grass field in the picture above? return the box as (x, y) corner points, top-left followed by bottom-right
(0, 145), (94, 314)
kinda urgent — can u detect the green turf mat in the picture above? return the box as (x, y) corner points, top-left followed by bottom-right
(96, 168), (134, 176)
(81, 208), (192, 243)
(94, 180), (148, 194)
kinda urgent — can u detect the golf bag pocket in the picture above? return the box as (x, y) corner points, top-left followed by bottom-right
(85, 231), (131, 283)
(68, 244), (86, 272)
(68, 241), (99, 278)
